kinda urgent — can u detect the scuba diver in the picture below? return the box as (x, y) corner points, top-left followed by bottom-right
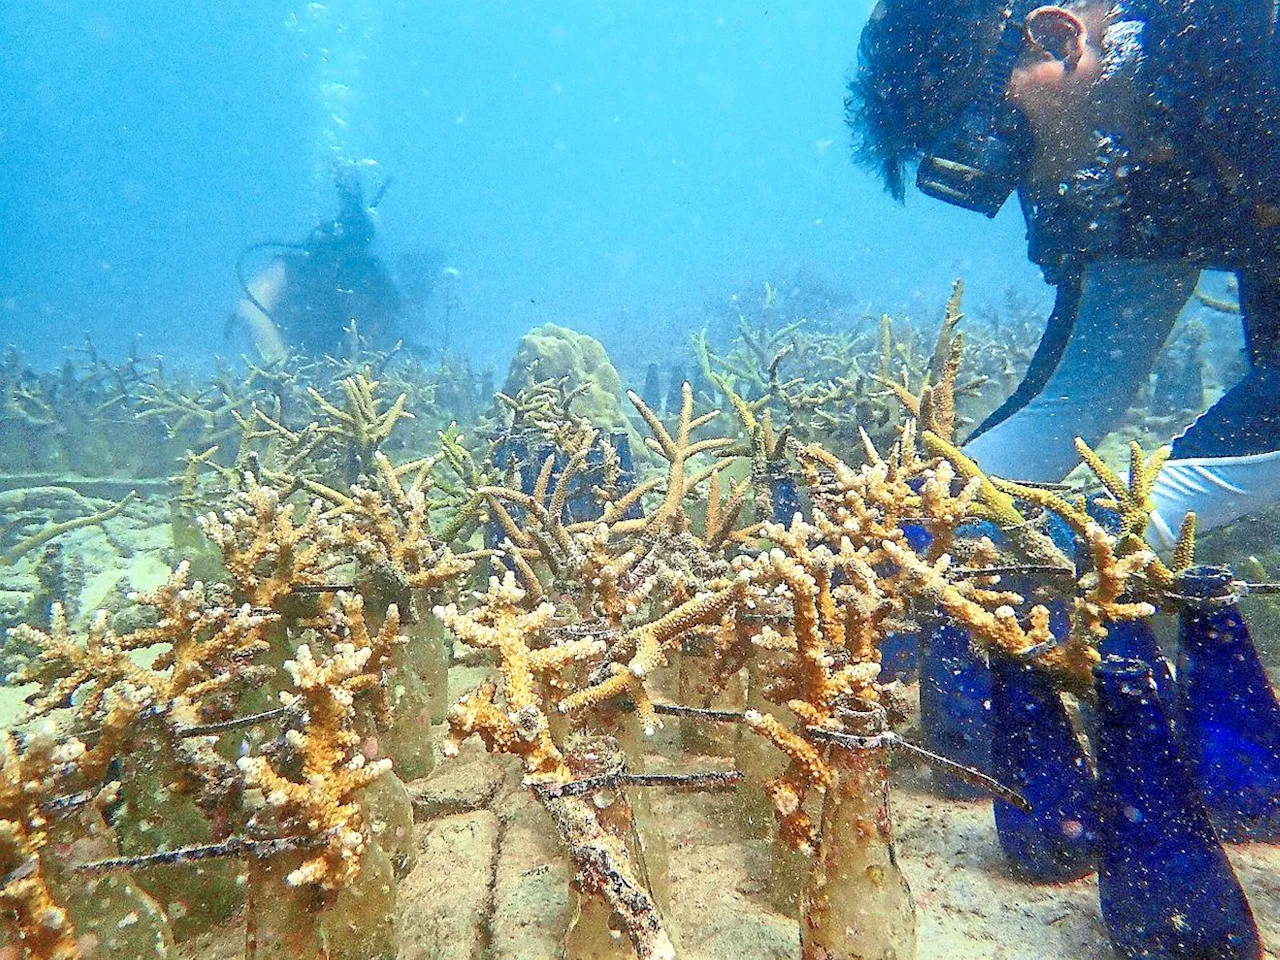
(234, 164), (402, 363)
(849, 0), (1280, 546)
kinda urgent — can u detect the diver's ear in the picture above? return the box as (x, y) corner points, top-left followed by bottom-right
(1024, 6), (1087, 71)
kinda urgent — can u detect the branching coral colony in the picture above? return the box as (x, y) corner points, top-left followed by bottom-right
(0, 294), (1216, 960)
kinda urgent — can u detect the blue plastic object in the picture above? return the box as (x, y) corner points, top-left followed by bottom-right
(900, 522), (932, 554)
(768, 472), (801, 526)
(640, 363), (663, 416)
(919, 618), (991, 797)
(1093, 657), (1261, 960)
(988, 652), (1096, 881)
(611, 431), (644, 521)
(568, 446), (604, 523)
(1176, 565), (1280, 841)
(486, 435), (530, 548)
(878, 630), (919, 684)
(1099, 617), (1175, 706)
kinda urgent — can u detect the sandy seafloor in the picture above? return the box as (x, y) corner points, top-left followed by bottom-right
(172, 703), (1280, 960)
(2, 509), (1278, 960)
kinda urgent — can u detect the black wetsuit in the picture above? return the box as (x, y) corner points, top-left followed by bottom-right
(272, 229), (402, 357)
(972, 0), (1280, 458)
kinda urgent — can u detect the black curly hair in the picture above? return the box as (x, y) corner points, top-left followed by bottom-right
(847, 0), (1010, 201)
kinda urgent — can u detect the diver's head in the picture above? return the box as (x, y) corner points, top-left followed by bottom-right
(848, 0), (1012, 203)
(329, 161), (377, 247)
(850, 0), (1113, 216)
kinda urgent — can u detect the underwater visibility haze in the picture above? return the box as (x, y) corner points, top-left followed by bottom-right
(0, 1), (1278, 959)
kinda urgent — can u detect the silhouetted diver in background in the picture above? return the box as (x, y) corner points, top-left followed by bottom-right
(235, 164), (402, 363)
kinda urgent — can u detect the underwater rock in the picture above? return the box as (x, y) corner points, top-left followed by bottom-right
(398, 811), (499, 960)
(408, 746), (512, 821)
(407, 742), (512, 829)
(503, 324), (635, 439)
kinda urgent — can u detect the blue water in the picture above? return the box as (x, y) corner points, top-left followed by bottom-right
(0, 1), (1044, 371)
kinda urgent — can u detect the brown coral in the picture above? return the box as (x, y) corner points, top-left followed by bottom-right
(439, 572), (678, 960)
(238, 639), (391, 891)
(0, 728), (83, 960)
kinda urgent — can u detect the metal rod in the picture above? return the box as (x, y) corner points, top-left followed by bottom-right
(1002, 479), (1076, 491)
(807, 726), (1032, 812)
(652, 702), (747, 723)
(74, 834), (320, 873)
(537, 768), (744, 800)
(952, 565), (1076, 579)
(40, 789), (99, 815)
(1015, 635), (1066, 662)
(620, 770), (744, 790)
(1239, 581), (1280, 596)
(176, 706), (293, 738)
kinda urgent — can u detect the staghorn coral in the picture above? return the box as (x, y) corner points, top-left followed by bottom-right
(0, 728), (88, 960)
(197, 474), (342, 612)
(693, 278), (1020, 466)
(557, 578), (746, 735)
(315, 451), (477, 614)
(877, 280), (989, 445)
(438, 572), (600, 781)
(231, 599), (406, 960)
(1, 492), (138, 568)
(1, 292), (1246, 960)
(494, 367), (596, 451)
(731, 518), (892, 854)
(727, 421), (1151, 855)
(11, 569), (269, 718)
(438, 572), (677, 960)
(307, 371), (415, 479)
(629, 381), (735, 538)
(8, 563), (274, 818)
(238, 638), (392, 892)
(908, 436), (1167, 686)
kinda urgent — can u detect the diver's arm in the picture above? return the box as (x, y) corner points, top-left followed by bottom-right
(1145, 271), (1280, 546)
(961, 260), (1199, 482)
(966, 264), (1086, 441)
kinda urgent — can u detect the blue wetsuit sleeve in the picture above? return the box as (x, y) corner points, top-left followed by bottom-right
(961, 260), (1198, 482)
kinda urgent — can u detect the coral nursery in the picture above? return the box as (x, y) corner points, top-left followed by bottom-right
(0, 288), (1277, 960)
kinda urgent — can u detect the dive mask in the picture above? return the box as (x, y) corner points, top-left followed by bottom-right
(916, 0), (1037, 217)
